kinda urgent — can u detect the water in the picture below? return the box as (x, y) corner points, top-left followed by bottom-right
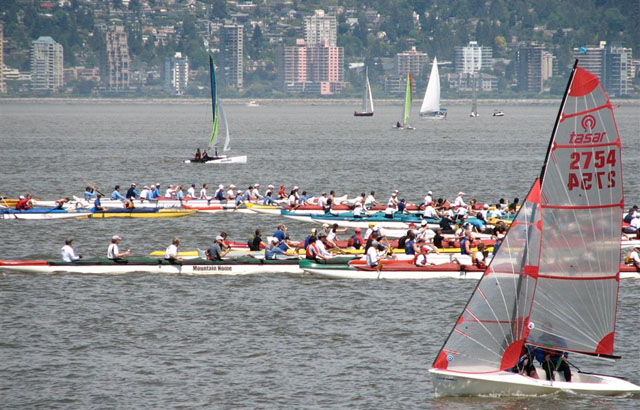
(1, 101), (639, 408)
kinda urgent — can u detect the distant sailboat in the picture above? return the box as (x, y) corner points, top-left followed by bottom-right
(393, 73), (414, 130)
(419, 57), (447, 119)
(469, 74), (479, 117)
(185, 56), (247, 164)
(354, 67), (374, 117)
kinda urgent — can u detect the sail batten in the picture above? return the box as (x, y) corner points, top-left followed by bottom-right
(432, 62), (623, 374)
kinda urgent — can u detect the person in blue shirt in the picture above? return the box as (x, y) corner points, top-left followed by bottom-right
(262, 191), (276, 205)
(93, 194), (104, 211)
(151, 184), (161, 199)
(266, 238), (286, 259)
(176, 186), (185, 201)
(111, 185), (125, 200)
(84, 186), (97, 201)
(273, 225), (287, 242)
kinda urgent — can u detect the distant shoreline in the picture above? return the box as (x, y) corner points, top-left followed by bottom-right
(1, 97), (638, 106)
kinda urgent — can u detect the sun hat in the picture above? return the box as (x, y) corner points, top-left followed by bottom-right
(112, 235), (122, 241)
(368, 222), (375, 227)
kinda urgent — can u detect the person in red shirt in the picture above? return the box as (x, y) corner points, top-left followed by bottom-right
(15, 193), (33, 210)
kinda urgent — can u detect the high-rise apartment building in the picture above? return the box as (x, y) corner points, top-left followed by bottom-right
(31, 36), (64, 92)
(102, 25), (130, 91)
(278, 39), (308, 92)
(304, 10), (337, 47)
(220, 23), (243, 90)
(573, 42), (632, 97)
(278, 39), (345, 95)
(164, 52), (189, 95)
(454, 41), (493, 74)
(395, 47), (428, 77)
(515, 43), (546, 93)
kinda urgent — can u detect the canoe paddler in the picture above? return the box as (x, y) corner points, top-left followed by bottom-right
(363, 222), (376, 241)
(61, 238), (81, 262)
(165, 237), (183, 264)
(108, 235), (131, 260)
(265, 237), (286, 260)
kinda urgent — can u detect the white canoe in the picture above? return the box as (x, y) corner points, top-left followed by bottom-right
(0, 209), (90, 220)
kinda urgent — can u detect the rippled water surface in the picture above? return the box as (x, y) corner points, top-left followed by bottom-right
(1, 101), (639, 408)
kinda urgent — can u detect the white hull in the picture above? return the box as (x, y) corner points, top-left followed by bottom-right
(302, 267), (483, 280)
(0, 261), (302, 275)
(0, 211), (90, 220)
(429, 368), (640, 397)
(419, 112), (447, 119)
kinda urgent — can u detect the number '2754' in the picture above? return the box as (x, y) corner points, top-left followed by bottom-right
(567, 149), (617, 191)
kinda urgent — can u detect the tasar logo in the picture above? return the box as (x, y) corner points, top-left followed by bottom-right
(569, 114), (605, 144)
(581, 114), (596, 130)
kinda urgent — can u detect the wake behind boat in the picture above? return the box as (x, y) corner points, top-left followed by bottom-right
(429, 61), (640, 397)
(185, 56), (247, 165)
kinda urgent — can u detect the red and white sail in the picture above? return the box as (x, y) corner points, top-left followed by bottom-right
(432, 63), (623, 374)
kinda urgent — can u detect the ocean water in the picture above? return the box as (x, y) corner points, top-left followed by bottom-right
(0, 100), (639, 408)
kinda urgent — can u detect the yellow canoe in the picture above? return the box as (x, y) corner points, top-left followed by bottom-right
(90, 208), (196, 219)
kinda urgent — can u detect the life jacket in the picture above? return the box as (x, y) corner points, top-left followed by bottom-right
(347, 234), (361, 249)
(306, 243), (319, 260)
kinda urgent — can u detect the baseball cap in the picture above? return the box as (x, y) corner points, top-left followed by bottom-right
(428, 190), (432, 194)
(484, 203), (489, 209)
(421, 220), (428, 226)
(421, 245), (429, 252)
(354, 227), (361, 232)
(112, 235), (122, 241)
(409, 223), (416, 227)
(458, 192), (465, 195)
(368, 222), (375, 227)
(216, 235), (224, 241)
(293, 186), (299, 190)
(271, 237), (279, 243)
(371, 240), (378, 247)
(268, 184), (274, 188)
(322, 223), (329, 228)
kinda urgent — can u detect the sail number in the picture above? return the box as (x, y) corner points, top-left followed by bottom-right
(567, 150), (617, 191)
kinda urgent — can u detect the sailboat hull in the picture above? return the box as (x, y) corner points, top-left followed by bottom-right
(419, 111), (447, 119)
(429, 369), (640, 397)
(185, 155), (247, 164)
(354, 112), (374, 117)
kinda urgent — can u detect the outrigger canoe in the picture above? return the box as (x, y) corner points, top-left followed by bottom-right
(0, 256), (356, 275)
(0, 207), (91, 220)
(300, 259), (640, 280)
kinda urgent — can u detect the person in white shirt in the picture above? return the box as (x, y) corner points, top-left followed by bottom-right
(165, 185), (177, 198)
(264, 184), (274, 199)
(139, 186), (150, 202)
(630, 215), (640, 233)
(364, 191), (379, 210)
(423, 202), (438, 219)
(454, 192), (467, 208)
(353, 201), (363, 218)
(488, 205), (503, 219)
(364, 223), (376, 240)
(366, 240), (382, 267)
(165, 237), (183, 263)
(187, 184), (196, 198)
(629, 246), (640, 269)
(107, 235), (131, 260)
(316, 192), (328, 207)
(226, 185), (237, 200)
(251, 184), (262, 200)
(61, 238), (80, 262)
(423, 191), (433, 207)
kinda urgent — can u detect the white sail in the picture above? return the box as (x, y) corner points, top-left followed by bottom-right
(366, 71), (374, 113)
(220, 103), (231, 152)
(420, 57), (446, 119)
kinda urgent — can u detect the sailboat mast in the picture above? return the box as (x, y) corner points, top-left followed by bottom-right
(539, 60), (579, 182)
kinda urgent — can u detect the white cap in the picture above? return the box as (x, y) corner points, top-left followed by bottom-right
(293, 186), (299, 190)
(391, 193), (397, 197)
(131, 183), (136, 186)
(484, 203), (489, 209)
(156, 183), (161, 187)
(394, 189), (399, 193)
(428, 190), (432, 194)
(255, 183), (260, 187)
(143, 185), (150, 189)
(19, 195), (25, 199)
(371, 240), (378, 246)
(219, 184), (224, 189)
(322, 223), (329, 228)
(230, 184), (236, 188)
(237, 190), (243, 194)
(271, 237), (279, 243)
(268, 184), (274, 188)
(458, 192), (465, 195)
(421, 220), (428, 226)
(112, 235), (122, 241)
(216, 235), (224, 241)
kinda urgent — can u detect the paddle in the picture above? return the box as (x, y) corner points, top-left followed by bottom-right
(84, 180), (104, 196)
(376, 244), (392, 279)
(0, 195), (18, 219)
